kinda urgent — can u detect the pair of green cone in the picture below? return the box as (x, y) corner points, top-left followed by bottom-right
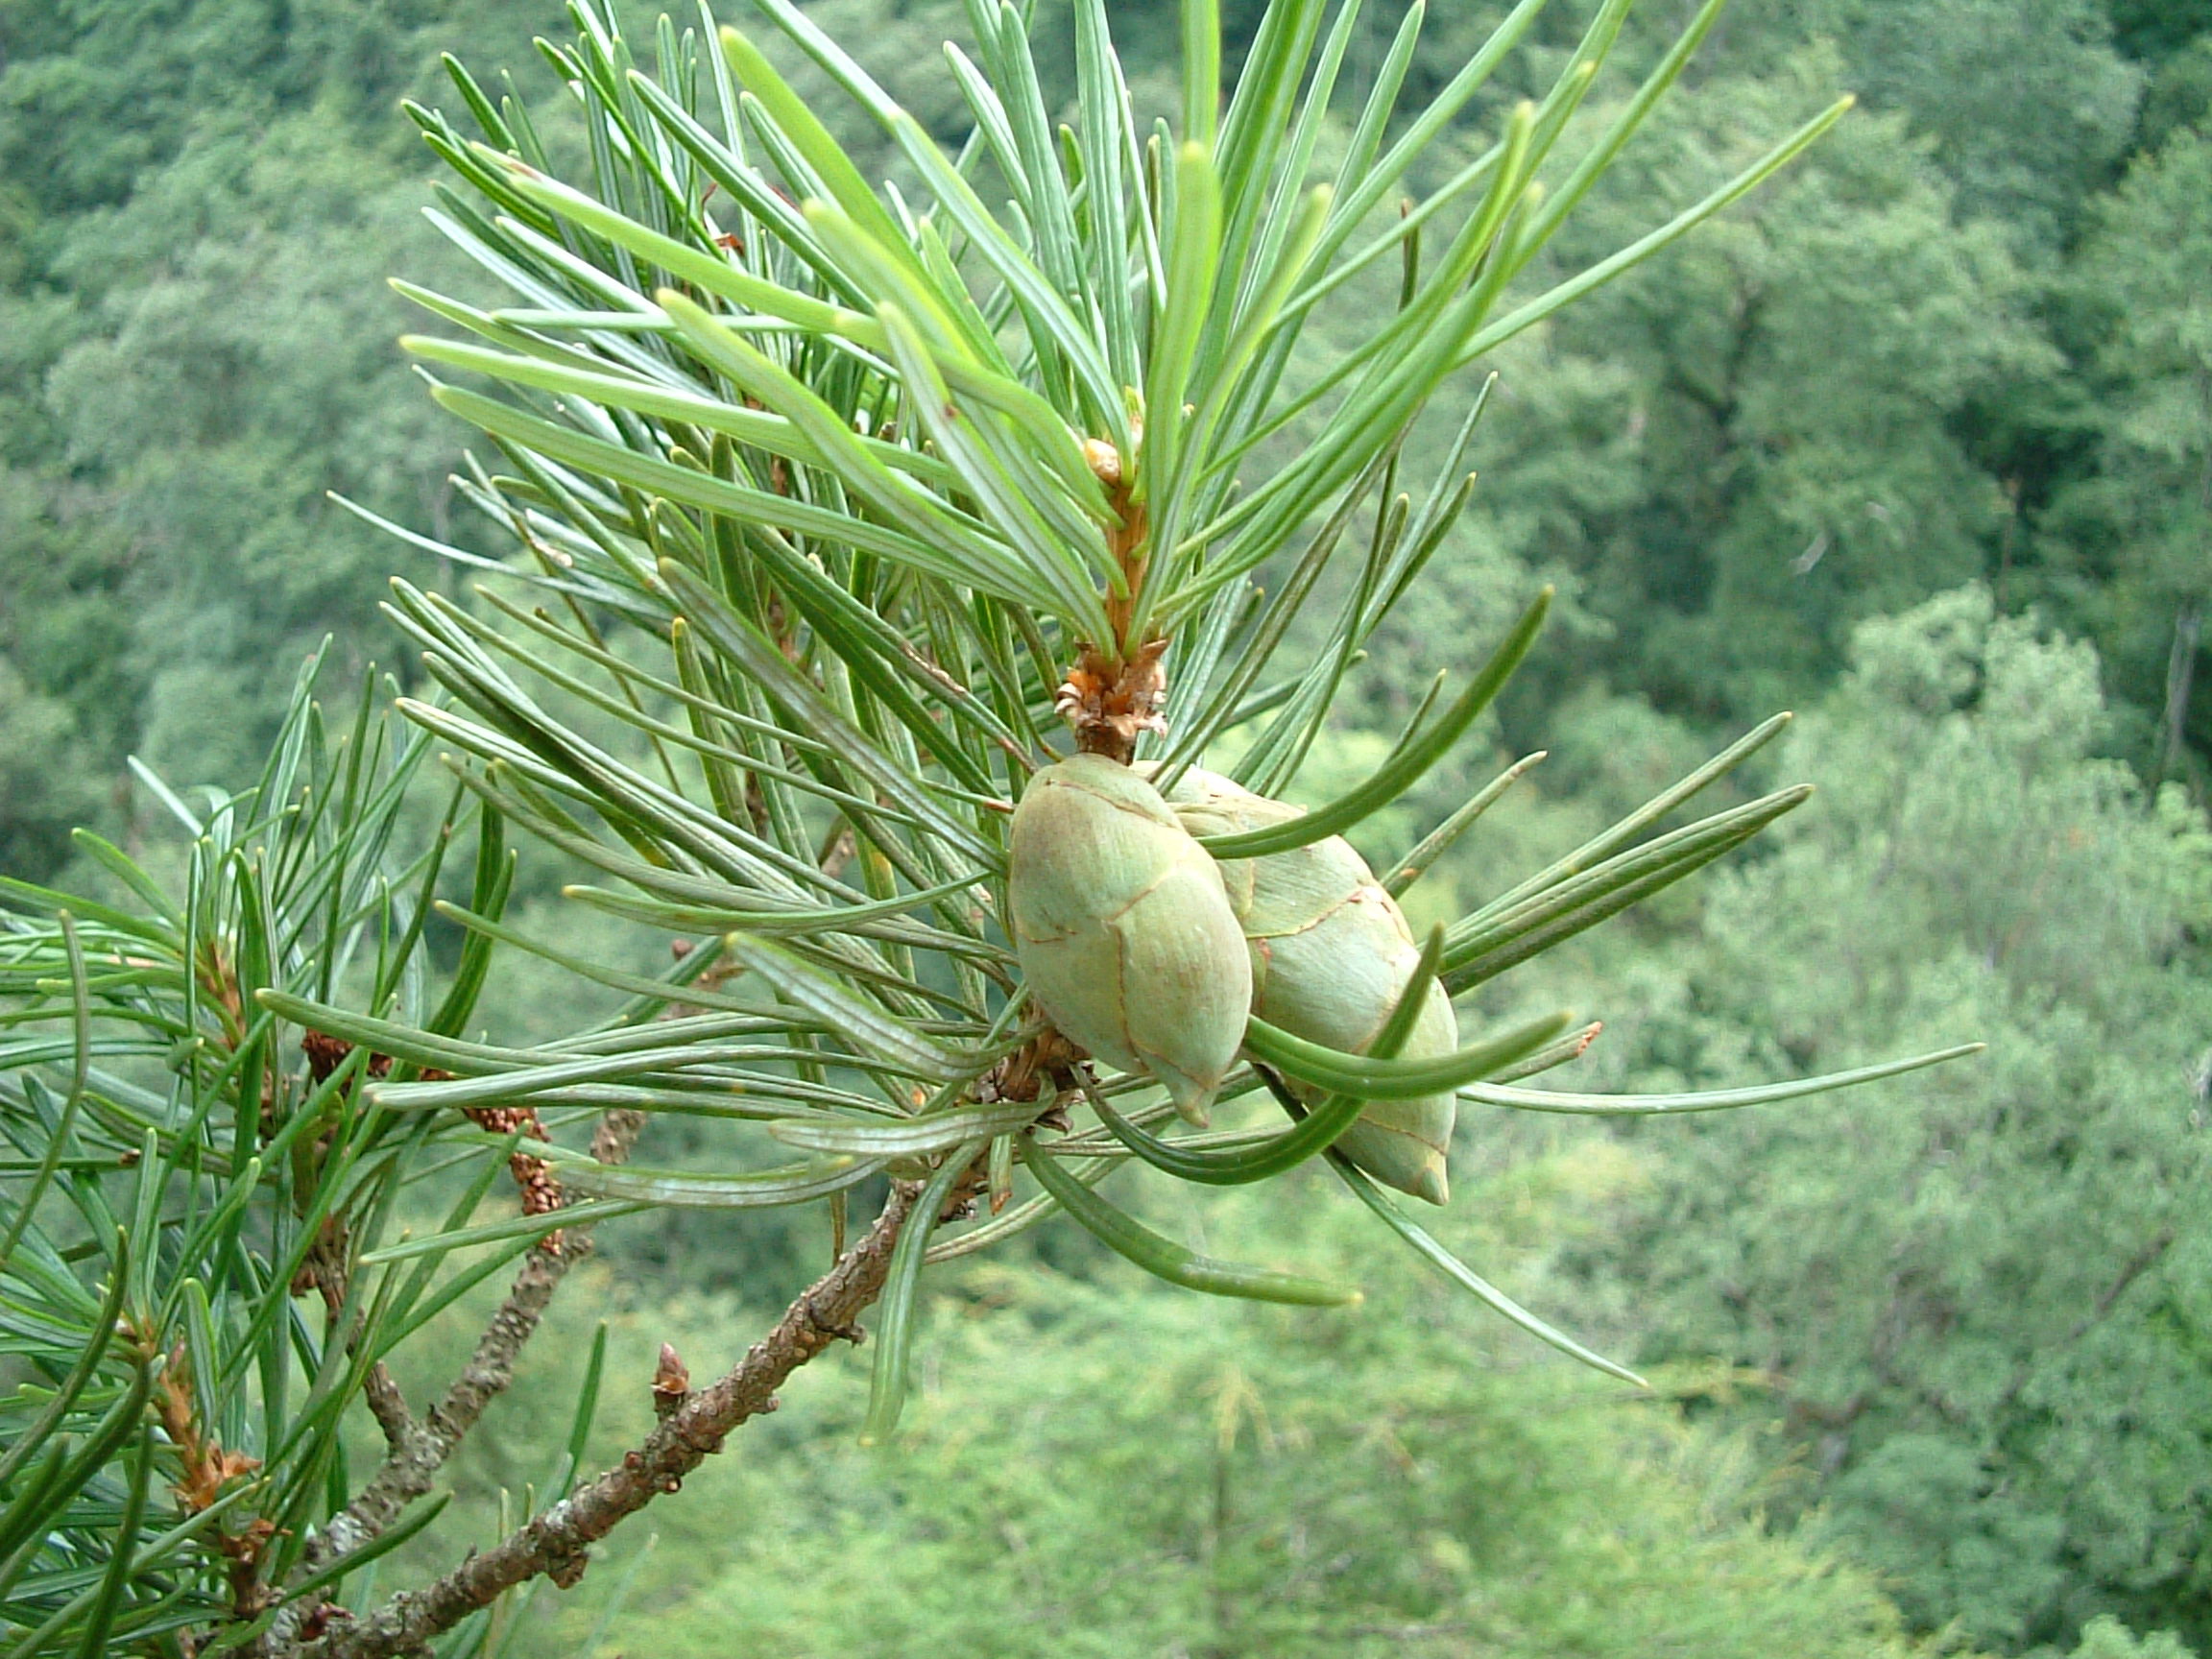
(1009, 753), (1457, 1204)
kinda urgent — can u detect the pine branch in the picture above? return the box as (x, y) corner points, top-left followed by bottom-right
(296, 1166), (980, 1659)
(259, 1108), (648, 1654)
(359, 1363), (417, 1458)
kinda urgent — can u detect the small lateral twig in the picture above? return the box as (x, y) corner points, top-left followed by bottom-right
(301, 1169), (974, 1659)
(358, 1363), (415, 1457)
(258, 1108), (648, 1653)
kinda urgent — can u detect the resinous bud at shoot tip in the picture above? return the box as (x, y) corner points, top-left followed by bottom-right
(1152, 765), (1458, 1205)
(1008, 755), (1252, 1124)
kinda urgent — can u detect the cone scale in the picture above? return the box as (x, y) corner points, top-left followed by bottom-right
(1008, 755), (1252, 1123)
(1154, 766), (1459, 1205)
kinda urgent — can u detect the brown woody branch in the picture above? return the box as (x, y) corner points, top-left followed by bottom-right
(256, 1108), (647, 1654)
(358, 1363), (416, 1457)
(300, 1167), (976, 1659)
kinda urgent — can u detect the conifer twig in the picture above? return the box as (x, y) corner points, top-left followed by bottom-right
(299, 1166), (982, 1659)
(259, 1109), (649, 1653)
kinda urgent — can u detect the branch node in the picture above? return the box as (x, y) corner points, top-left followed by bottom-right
(1057, 638), (1168, 762)
(801, 1291), (866, 1345)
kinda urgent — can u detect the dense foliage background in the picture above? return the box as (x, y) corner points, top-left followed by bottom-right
(2, 0), (2207, 1652)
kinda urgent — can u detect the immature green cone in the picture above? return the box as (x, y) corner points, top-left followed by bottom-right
(1009, 755), (1252, 1123)
(1152, 766), (1459, 1204)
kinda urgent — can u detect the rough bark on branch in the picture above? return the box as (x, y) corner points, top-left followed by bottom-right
(256, 1109), (647, 1654)
(300, 1168), (973, 1659)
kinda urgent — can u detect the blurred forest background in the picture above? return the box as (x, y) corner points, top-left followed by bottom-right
(3, 0), (2210, 1653)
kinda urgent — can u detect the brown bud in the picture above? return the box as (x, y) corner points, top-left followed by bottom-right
(652, 1342), (691, 1420)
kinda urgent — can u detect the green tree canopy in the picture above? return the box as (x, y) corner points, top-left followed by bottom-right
(1600, 588), (2212, 1650)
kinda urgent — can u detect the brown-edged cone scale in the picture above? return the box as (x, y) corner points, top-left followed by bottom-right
(1150, 764), (1456, 1204)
